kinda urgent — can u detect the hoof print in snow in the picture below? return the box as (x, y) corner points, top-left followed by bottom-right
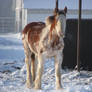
(4, 62), (15, 65)
(12, 66), (21, 70)
(2, 70), (11, 73)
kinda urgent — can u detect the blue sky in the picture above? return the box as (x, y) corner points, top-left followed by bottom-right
(24, 0), (92, 9)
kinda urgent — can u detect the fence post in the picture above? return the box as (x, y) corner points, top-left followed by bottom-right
(77, 0), (82, 72)
(56, 0), (58, 10)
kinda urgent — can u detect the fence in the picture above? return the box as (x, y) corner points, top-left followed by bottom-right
(27, 9), (92, 23)
(0, 9), (27, 33)
(0, 17), (15, 33)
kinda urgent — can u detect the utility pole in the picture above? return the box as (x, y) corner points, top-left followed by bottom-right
(56, 0), (58, 10)
(77, 0), (82, 72)
(54, 0), (59, 15)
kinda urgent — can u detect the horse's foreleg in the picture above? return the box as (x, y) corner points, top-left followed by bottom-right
(34, 53), (44, 89)
(55, 52), (63, 90)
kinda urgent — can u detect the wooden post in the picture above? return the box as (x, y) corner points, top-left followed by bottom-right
(56, 0), (58, 10)
(77, 0), (82, 72)
(54, 0), (59, 14)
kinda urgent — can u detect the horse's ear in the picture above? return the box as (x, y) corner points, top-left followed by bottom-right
(64, 6), (67, 13)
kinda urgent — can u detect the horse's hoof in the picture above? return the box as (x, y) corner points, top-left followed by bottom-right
(26, 82), (34, 89)
(34, 86), (41, 90)
(26, 84), (32, 89)
(56, 87), (64, 90)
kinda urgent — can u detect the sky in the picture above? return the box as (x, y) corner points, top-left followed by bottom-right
(24, 0), (92, 9)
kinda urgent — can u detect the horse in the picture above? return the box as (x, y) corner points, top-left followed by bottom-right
(22, 7), (67, 90)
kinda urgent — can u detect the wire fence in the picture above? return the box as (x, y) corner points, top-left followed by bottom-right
(0, 17), (15, 33)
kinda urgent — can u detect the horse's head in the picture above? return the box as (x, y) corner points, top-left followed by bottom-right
(55, 6), (67, 37)
(45, 7), (67, 41)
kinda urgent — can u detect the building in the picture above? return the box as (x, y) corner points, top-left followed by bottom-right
(0, 0), (27, 33)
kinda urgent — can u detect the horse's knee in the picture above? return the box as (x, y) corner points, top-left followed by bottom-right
(55, 52), (63, 64)
(25, 56), (29, 64)
(25, 55), (31, 66)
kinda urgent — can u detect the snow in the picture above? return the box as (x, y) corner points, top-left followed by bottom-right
(0, 33), (92, 92)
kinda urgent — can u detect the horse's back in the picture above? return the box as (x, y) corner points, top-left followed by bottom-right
(22, 22), (45, 34)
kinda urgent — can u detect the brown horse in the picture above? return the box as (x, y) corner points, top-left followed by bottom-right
(22, 7), (67, 89)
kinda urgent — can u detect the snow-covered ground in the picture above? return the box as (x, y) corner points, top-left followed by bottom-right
(0, 33), (92, 92)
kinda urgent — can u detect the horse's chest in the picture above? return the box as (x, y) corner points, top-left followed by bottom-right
(41, 34), (64, 53)
(51, 35), (60, 48)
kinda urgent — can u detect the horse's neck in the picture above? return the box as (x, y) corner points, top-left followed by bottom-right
(42, 26), (57, 39)
(40, 26), (59, 46)
(40, 25), (50, 40)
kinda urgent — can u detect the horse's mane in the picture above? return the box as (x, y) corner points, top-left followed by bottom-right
(45, 15), (57, 40)
(45, 15), (55, 25)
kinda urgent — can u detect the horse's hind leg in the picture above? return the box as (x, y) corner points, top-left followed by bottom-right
(55, 52), (63, 90)
(31, 53), (35, 81)
(23, 40), (33, 88)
